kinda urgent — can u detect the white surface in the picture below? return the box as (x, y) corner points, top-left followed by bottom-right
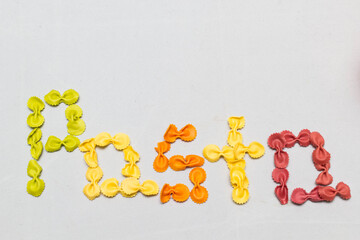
(1, 1), (360, 239)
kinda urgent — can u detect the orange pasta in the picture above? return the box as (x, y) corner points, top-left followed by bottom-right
(169, 155), (204, 171)
(160, 183), (190, 203)
(163, 124), (197, 143)
(153, 141), (171, 172)
(189, 168), (208, 204)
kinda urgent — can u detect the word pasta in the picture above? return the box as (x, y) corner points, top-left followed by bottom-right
(26, 89), (351, 206)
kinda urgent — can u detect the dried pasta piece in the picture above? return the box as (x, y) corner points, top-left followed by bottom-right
(94, 132), (130, 151)
(291, 187), (323, 205)
(310, 132), (331, 165)
(203, 144), (235, 162)
(230, 166), (249, 204)
(226, 158), (246, 170)
(169, 155), (204, 171)
(234, 142), (265, 159)
(65, 105), (86, 136)
(122, 146), (141, 179)
(160, 184), (190, 203)
(227, 116), (245, 147)
(44, 89), (79, 106)
(27, 128), (43, 160)
(163, 124), (197, 143)
(314, 162), (333, 186)
(268, 133), (289, 168)
(189, 168), (208, 204)
(153, 141), (171, 172)
(27, 160), (45, 197)
(318, 182), (351, 202)
(27, 97), (45, 128)
(121, 177), (159, 197)
(281, 129), (311, 148)
(100, 178), (128, 198)
(272, 168), (289, 205)
(79, 138), (98, 168)
(45, 135), (80, 152)
(83, 167), (103, 200)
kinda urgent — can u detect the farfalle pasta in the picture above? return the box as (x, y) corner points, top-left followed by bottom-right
(100, 178), (125, 198)
(310, 132), (331, 165)
(203, 144), (245, 170)
(27, 128), (43, 160)
(226, 158), (246, 170)
(234, 142), (265, 159)
(154, 124), (201, 203)
(314, 162), (333, 186)
(268, 129), (350, 205)
(272, 168), (289, 205)
(202, 117), (265, 204)
(26, 89), (86, 197)
(27, 160), (45, 197)
(44, 89), (79, 106)
(80, 132), (158, 200)
(268, 133), (289, 168)
(203, 144), (235, 162)
(227, 116), (245, 147)
(95, 132), (130, 150)
(189, 168), (208, 204)
(101, 177), (159, 198)
(230, 166), (249, 204)
(27, 97), (45, 128)
(163, 124), (197, 143)
(83, 167), (103, 200)
(281, 129), (311, 148)
(153, 141), (171, 172)
(65, 105), (86, 136)
(160, 183), (190, 203)
(45, 135), (80, 152)
(26, 96), (46, 197)
(291, 187), (322, 205)
(318, 182), (351, 202)
(122, 146), (141, 179)
(121, 177), (159, 197)
(169, 155), (204, 171)
(79, 138), (98, 168)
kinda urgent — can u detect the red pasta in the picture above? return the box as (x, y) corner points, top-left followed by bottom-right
(310, 132), (331, 165)
(281, 129), (311, 148)
(272, 168), (289, 205)
(291, 187), (323, 205)
(314, 162), (333, 186)
(318, 182), (351, 202)
(268, 133), (289, 169)
(268, 129), (349, 205)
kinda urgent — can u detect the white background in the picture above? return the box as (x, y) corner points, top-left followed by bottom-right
(1, 1), (360, 239)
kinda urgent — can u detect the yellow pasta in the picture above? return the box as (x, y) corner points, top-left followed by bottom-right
(79, 138), (98, 168)
(234, 142), (265, 159)
(44, 89), (79, 106)
(227, 116), (245, 147)
(94, 132), (130, 150)
(45, 135), (80, 152)
(27, 160), (45, 197)
(27, 128), (43, 160)
(203, 144), (235, 162)
(100, 178), (127, 198)
(27, 97), (45, 128)
(65, 105), (86, 136)
(121, 177), (159, 197)
(122, 146), (141, 179)
(230, 166), (249, 204)
(83, 167), (103, 200)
